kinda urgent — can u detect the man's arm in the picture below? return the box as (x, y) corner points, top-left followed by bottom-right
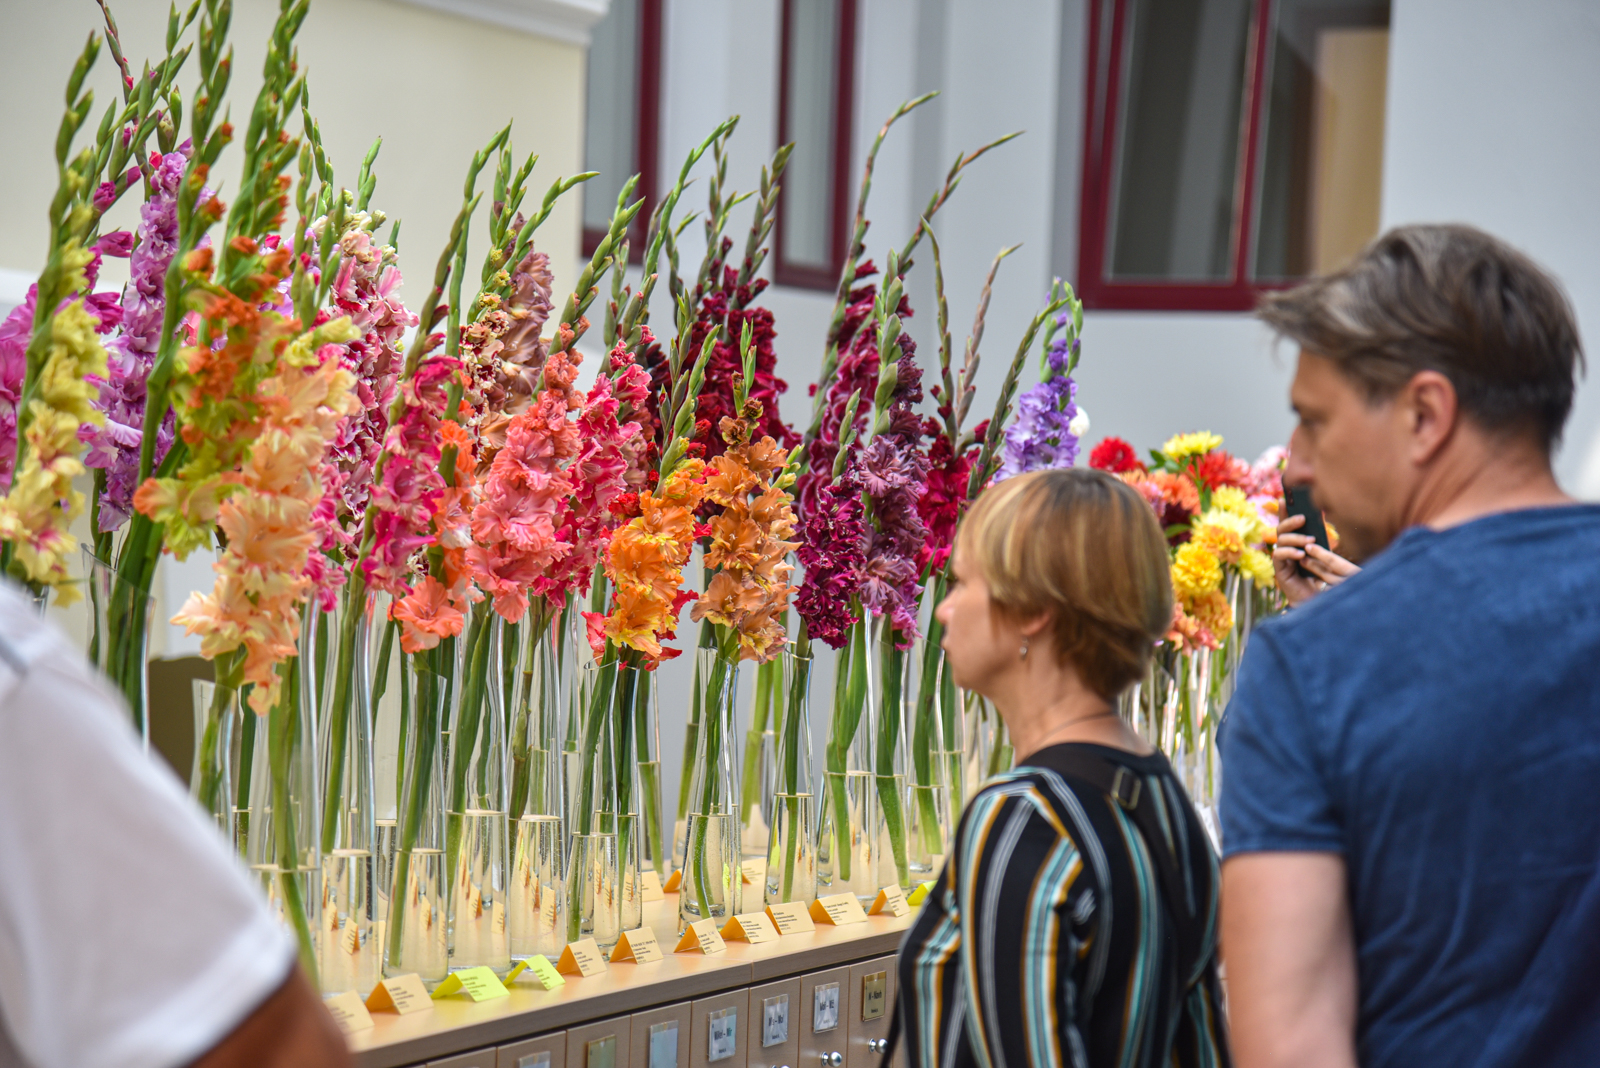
(1221, 853), (1359, 1068)
(189, 966), (349, 1068)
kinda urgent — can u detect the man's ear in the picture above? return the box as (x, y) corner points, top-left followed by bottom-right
(1400, 370), (1459, 466)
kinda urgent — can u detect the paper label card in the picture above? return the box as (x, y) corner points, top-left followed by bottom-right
(557, 938), (608, 977)
(611, 926), (664, 964)
(323, 990), (374, 1034)
(339, 917), (361, 956)
(648, 1021), (679, 1068)
(641, 869), (666, 901)
(871, 884), (911, 918)
(761, 993), (790, 1047)
(810, 893), (869, 926)
(662, 869), (683, 893)
(707, 1007), (738, 1063)
(907, 881), (936, 907)
(812, 982), (841, 1033)
(507, 955), (566, 989)
(721, 912), (781, 944)
(861, 971), (887, 1021)
(766, 902), (816, 935)
(674, 917), (728, 955)
(740, 859), (764, 885)
(365, 972), (434, 1015)
(517, 1053), (552, 1068)
(586, 1035), (617, 1068)
(431, 966), (510, 1002)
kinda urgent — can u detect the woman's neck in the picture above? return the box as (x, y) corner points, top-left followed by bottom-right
(991, 658), (1152, 760)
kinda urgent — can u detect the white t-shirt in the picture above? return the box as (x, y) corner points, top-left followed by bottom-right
(0, 584), (295, 1068)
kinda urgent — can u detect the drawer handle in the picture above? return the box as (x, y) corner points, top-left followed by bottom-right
(822, 1053), (844, 1067)
(869, 1039), (888, 1054)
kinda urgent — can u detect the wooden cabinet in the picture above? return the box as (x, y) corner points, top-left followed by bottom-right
(566, 1017), (632, 1068)
(428, 1049), (497, 1068)
(746, 978), (801, 1068)
(629, 1001), (691, 1068)
(797, 966), (850, 1068)
(845, 957), (894, 1068)
(687, 990), (748, 1068)
(498, 1031), (566, 1068)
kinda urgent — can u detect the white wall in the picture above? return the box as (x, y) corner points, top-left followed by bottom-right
(1383, 0), (1600, 494)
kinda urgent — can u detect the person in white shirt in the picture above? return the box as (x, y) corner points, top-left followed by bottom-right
(0, 583), (348, 1068)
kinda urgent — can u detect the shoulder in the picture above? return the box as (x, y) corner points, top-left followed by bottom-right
(0, 582), (88, 706)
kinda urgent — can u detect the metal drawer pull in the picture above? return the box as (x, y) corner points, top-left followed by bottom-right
(869, 1039), (888, 1054)
(822, 1052), (844, 1066)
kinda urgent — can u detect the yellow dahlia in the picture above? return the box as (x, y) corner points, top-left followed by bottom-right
(1162, 431), (1223, 459)
(1172, 540), (1222, 600)
(1240, 547), (1274, 587)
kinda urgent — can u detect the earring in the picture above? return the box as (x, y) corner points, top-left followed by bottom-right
(1019, 636), (1030, 660)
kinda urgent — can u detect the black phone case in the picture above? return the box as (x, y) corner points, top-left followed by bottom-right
(1282, 483), (1330, 578)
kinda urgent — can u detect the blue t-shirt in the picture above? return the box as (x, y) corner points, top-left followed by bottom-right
(1220, 505), (1600, 1068)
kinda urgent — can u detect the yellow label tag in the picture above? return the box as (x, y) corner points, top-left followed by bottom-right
(721, 911), (781, 944)
(557, 938), (608, 977)
(506, 954), (566, 989)
(610, 926), (664, 964)
(662, 869), (683, 893)
(673, 917), (728, 955)
(641, 869), (665, 901)
(366, 972), (434, 1015)
(907, 881), (936, 907)
(324, 990), (374, 1034)
(741, 859), (763, 885)
(766, 901), (816, 935)
(339, 917), (361, 956)
(870, 885), (911, 918)
(431, 965), (510, 1002)
(809, 893), (869, 926)
(494, 899), (507, 935)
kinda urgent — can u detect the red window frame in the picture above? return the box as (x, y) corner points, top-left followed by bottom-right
(582, 0), (663, 261)
(772, 0), (858, 291)
(1076, 0), (1292, 312)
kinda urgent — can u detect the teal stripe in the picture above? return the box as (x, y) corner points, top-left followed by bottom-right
(1022, 836), (1082, 1068)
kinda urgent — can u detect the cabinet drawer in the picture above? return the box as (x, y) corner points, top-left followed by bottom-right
(498, 1031), (566, 1068)
(566, 1016), (632, 1068)
(798, 966), (850, 1068)
(746, 978), (801, 1068)
(630, 1001), (691, 1068)
(689, 990), (749, 1068)
(845, 957), (895, 1068)
(429, 1049), (497, 1068)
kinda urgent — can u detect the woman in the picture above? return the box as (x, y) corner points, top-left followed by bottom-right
(896, 468), (1230, 1068)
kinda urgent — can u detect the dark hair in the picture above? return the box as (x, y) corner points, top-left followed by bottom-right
(958, 468), (1173, 701)
(1257, 224), (1584, 450)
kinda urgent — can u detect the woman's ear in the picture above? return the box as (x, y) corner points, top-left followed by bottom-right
(1016, 611), (1052, 640)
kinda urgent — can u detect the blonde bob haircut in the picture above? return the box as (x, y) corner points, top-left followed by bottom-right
(956, 467), (1173, 701)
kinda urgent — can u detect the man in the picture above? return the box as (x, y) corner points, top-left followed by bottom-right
(0, 583), (349, 1068)
(1220, 224), (1600, 1068)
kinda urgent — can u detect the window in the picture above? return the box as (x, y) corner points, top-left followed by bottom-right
(774, 0), (857, 290)
(582, 0), (663, 257)
(1077, 0), (1390, 310)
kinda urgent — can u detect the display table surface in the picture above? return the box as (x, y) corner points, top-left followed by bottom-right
(349, 891), (915, 1068)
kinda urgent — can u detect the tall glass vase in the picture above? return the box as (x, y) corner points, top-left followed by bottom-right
(385, 643), (451, 983)
(316, 592), (380, 996)
(567, 660), (621, 948)
(83, 550), (154, 749)
(191, 679), (237, 833)
(865, 615), (911, 892)
(509, 605), (567, 961)
(678, 644), (743, 932)
(739, 656), (783, 861)
(245, 639), (321, 982)
(632, 665), (667, 878)
(817, 618), (874, 904)
(446, 604), (511, 974)
(612, 660), (648, 934)
(766, 644), (816, 906)
(905, 639), (950, 883)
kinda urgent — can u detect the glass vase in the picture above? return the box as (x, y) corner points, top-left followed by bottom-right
(83, 550), (154, 750)
(191, 679), (237, 834)
(315, 591), (380, 996)
(907, 638), (952, 881)
(613, 660), (648, 934)
(509, 604), (567, 961)
(739, 656), (783, 862)
(766, 645), (816, 906)
(446, 604), (511, 974)
(631, 663), (668, 878)
(385, 643), (451, 983)
(865, 615), (911, 893)
(817, 618), (875, 904)
(244, 633), (321, 981)
(567, 660), (621, 948)
(678, 645), (743, 932)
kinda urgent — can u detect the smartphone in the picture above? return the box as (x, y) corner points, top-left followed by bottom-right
(1281, 479), (1330, 578)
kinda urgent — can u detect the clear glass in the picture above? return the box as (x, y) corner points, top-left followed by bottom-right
(740, 656), (785, 861)
(633, 666), (668, 878)
(679, 646), (744, 931)
(613, 662), (648, 934)
(509, 604), (567, 960)
(316, 591), (379, 995)
(780, 0), (843, 270)
(191, 679), (237, 834)
(446, 606), (511, 974)
(906, 638), (951, 881)
(766, 648), (816, 906)
(83, 549), (154, 749)
(385, 644), (451, 983)
(567, 661), (621, 947)
(1106, 0), (1254, 281)
(865, 615), (910, 891)
(817, 619), (874, 903)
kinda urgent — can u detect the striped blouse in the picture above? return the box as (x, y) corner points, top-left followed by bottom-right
(895, 743), (1231, 1068)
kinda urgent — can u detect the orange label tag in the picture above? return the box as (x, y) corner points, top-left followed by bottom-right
(611, 926), (664, 964)
(809, 893), (868, 926)
(557, 938), (607, 977)
(365, 972), (433, 1015)
(870, 885), (910, 918)
(673, 917), (728, 955)
(663, 869), (683, 893)
(766, 902), (816, 935)
(721, 912), (781, 944)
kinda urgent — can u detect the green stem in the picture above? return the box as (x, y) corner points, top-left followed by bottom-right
(269, 657), (318, 987)
(874, 631), (909, 888)
(739, 659), (776, 823)
(319, 579), (367, 854)
(689, 632), (739, 919)
(387, 650), (442, 970)
(445, 603), (493, 881)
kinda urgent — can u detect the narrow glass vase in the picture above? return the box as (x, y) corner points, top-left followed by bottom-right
(191, 679), (237, 834)
(508, 605), (568, 961)
(385, 644), (451, 984)
(679, 646), (744, 932)
(766, 644), (817, 907)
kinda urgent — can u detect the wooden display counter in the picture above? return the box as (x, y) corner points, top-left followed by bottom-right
(350, 892), (914, 1068)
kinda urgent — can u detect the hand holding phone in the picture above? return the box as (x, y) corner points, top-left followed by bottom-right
(1281, 479), (1330, 579)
